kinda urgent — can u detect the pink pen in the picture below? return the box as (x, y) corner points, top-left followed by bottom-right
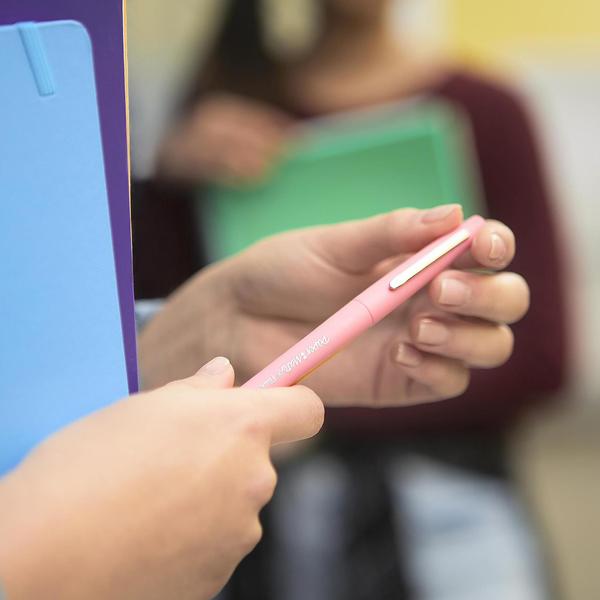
(242, 215), (485, 389)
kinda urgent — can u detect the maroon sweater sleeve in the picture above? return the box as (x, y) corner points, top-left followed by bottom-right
(326, 72), (569, 434)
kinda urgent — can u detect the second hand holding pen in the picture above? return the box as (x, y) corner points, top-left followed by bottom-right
(242, 215), (485, 389)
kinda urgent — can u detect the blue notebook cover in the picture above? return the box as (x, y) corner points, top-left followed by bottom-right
(0, 21), (129, 473)
(0, 1), (139, 394)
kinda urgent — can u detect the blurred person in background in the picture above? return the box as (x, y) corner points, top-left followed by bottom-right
(133, 0), (568, 598)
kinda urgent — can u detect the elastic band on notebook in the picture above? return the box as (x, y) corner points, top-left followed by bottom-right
(18, 22), (55, 97)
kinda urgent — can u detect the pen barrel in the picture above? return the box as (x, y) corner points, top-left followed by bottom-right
(243, 215), (485, 389)
(242, 300), (373, 389)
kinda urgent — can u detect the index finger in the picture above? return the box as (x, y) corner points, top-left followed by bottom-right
(308, 205), (464, 275)
(453, 220), (516, 271)
(240, 386), (325, 445)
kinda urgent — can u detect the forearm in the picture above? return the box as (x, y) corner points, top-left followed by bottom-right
(137, 263), (235, 389)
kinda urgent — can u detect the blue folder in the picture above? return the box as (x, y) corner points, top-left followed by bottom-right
(0, 21), (129, 473)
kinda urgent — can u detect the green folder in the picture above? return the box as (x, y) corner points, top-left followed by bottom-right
(203, 100), (483, 260)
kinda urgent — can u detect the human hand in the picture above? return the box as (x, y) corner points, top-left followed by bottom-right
(0, 359), (323, 600)
(158, 93), (292, 185)
(139, 205), (529, 406)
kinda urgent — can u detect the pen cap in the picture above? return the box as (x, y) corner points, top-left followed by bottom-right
(355, 215), (485, 324)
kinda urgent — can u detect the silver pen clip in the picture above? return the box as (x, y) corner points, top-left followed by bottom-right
(389, 228), (470, 290)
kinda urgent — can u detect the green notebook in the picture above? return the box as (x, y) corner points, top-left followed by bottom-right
(203, 100), (483, 260)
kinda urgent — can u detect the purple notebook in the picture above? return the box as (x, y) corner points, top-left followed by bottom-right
(0, 0), (138, 392)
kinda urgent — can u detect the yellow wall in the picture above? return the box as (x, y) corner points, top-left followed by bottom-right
(446, 0), (600, 63)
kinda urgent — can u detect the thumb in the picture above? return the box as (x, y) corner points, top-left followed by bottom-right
(184, 357), (235, 389)
(310, 204), (463, 274)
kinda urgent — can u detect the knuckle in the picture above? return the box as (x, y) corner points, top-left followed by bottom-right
(422, 358), (471, 399)
(468, 324), (514, 368)
(240, 520), (263, 554)
(162, 379), (193, 395)
(491, 272), (530, 323)
(509, 273), (530, 322)
(448, 366), (470, 398)
(388, 208), (418, 243)
(163, 379), (184, 390)
(248, 464), (278, 505)
(494, 325), (515, 366)
(430, 362), (469, 399)
(237, 413), (268, 439)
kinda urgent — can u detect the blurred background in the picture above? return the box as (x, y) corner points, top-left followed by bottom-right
(127, 1), (600, 599)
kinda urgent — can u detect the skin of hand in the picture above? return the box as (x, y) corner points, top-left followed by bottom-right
(139, 205), (530, 406)
(0, 359), (323, 600)
(158, 93), (292, 185)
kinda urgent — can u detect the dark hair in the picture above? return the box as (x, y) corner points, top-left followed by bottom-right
(186, 0), (286, 108)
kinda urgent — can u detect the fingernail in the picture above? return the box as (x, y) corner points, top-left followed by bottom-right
(489, 233), (507, 261)
(422, 204), (458, 223)
(417, 319), (450, 345)
(394, 343), (422, 367)
(199, 356), (231, 375)
(438, 278), (471, 307)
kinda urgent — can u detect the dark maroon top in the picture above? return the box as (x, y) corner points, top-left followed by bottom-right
(132, 70), (568, 433)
